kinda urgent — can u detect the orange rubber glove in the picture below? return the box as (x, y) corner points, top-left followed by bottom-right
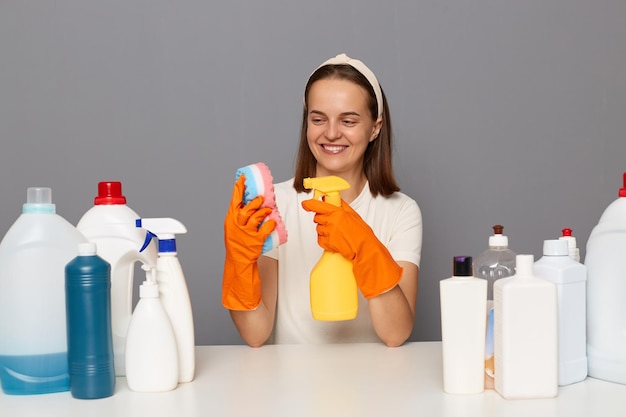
(222, 175), (276, 310)
(301, 198), (403, 299)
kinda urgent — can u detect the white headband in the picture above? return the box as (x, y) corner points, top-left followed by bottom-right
(311, 53), (383, 118)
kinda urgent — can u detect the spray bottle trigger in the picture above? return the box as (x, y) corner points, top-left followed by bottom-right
(139, 230), (158, 253)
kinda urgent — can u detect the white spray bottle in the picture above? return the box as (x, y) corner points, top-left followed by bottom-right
(136, 217), (195, 383)
(76, 181), (158, 376)
(125, 265), (179, 392)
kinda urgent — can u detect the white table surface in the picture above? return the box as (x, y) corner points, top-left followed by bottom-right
(1, 341), (624, 417)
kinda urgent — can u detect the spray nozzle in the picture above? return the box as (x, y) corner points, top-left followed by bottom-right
(303, 176), (350, 208)
(136, 218), (187, 254)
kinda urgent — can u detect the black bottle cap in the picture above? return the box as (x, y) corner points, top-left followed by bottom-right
(453, 256), (473, 276)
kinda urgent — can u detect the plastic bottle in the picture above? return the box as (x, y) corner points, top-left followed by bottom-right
(559, 228), (580, 262)
(303, 176), (357, 321)
(585, 172), (626, 384)
(0, 187), (87, 395)
(76, 181), (157, 376)
(473, 224), (516, 389)
(440, 256), (487, 394)
(65, 242), (115, 399)
(125, 265), (179, 392)
(534, 239), (587, 386)
(494, 254), (558, 399)
(136, 218), (195, 383)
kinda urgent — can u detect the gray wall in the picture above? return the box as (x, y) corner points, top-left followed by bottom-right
(1, 1), (625, 345)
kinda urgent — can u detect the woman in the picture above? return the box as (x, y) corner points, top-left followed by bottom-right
(222, 53), (422, 347)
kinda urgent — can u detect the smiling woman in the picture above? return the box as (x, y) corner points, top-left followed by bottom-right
(222, 53), (423, 347)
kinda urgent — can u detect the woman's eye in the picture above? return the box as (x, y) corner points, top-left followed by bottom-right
(342, 119), (357, 126)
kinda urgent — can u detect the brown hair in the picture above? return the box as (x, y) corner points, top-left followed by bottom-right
(293, 64), (400, 197)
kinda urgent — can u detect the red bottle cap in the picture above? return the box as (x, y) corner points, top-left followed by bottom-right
(94, 181), (127, 205)
(561, 228), (572, 237)
(620, 172), (626, 198)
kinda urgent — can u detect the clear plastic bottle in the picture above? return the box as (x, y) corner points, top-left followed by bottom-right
(440, 256), (487, 394)
(65, 242), (115, 399)
(0, 187), (87, 395)
(585, 172), (626, 384)
(473, 225), (516, 389)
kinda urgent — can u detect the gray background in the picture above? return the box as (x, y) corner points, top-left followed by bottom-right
(1, 1), (625, 345)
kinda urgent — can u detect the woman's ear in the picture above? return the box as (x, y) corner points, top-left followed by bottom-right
(370, 116), (383, 142)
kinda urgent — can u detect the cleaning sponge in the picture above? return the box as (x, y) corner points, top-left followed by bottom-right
(234, 162), (288, 253)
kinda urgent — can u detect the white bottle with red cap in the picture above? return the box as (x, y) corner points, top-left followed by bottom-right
(585, 172), (626, 384)
(534, 239), (587, 386)
(76, 182), (157, 376)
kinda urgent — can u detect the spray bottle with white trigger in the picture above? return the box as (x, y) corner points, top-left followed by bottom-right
(135, 217), (195, 383)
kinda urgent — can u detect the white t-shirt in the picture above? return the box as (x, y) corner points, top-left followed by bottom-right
(264, 178), (422, 344)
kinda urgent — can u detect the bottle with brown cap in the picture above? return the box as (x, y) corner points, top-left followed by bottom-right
(474, 225), (516, 389)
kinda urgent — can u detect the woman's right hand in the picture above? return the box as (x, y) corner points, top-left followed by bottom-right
(222, 175), (276, 311)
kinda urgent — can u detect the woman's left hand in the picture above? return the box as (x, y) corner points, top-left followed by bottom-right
(301, 198), (402, 298)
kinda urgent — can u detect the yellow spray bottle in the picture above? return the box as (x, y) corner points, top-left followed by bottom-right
(303, 176), (358, 321)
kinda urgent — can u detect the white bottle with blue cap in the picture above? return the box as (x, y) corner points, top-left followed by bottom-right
(136, 217), (195, 383)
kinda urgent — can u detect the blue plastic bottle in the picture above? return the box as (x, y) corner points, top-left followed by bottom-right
(65, 242), (115, 399)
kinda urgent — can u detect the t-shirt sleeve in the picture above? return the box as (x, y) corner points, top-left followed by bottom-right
(388, 197), (423, 267)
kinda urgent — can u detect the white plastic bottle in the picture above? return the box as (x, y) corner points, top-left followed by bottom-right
(0, 187), (87, 395)
(494, 254), (558, 399)
(76, 181), (157, 376)
(125, 266), (179, 392)
(440, 256), (487, 394)
(534, 239), (587, 386)
(136, 218), (195, 383)
(473, 224), (516, 389)
(585, 172), (626, 384)
(559, 228), (580, 262)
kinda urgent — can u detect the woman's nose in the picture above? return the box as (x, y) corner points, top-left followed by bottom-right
(324, 120), (341, 140)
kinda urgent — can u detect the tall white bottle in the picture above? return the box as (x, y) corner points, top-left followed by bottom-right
(494, 254), (558, 399)
(534, 239), (587, 386)
(440, 256), (487, 394)
(125, 266), (179, 392)
(585, 172), (626, 384)
(76, 182), (157, 376)
(473, 224), (516, 389)
(136, 218), (195, 383)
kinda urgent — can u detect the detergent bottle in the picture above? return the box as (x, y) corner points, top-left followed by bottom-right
(534, 239), (587, 386)
(65, 242), (115, 399)
(303, 176), (357, 321)
(440, 256), (487, 394)
(135, 217), (195, 383)
(76, 181), (157, 376)
(125, 265), (179, 392)
(0, 187), (87, 395)
(494, 254), (558, 399)
(585, 172), (626, 384)
(473, 224), (516, 390)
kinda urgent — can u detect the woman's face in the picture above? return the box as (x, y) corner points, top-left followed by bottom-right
(306, 78), (382, 178)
